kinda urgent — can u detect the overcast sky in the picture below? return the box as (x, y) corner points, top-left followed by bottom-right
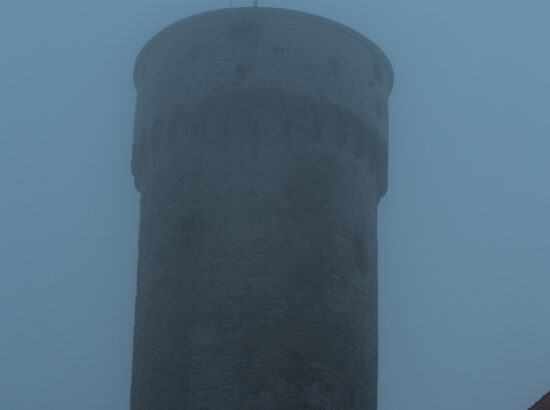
(1, 0), (549, 409)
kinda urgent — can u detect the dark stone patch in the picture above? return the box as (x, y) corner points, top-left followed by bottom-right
(271, 45), (284, 54)
(190, 51), (199, 60)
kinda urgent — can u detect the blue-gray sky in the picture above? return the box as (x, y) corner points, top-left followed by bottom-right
(1, 1), (548, 409)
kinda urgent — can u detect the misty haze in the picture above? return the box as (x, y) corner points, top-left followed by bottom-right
(1, 1), (549, 409)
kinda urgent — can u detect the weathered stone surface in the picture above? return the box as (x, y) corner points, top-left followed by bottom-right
(130, 7), (392, 410)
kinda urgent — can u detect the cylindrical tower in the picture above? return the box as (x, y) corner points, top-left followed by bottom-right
(130, 7), (393, 410)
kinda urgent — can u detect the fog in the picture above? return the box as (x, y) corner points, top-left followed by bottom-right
(1, 0), (548, 409)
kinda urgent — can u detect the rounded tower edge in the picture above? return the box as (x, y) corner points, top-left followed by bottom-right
(133, 7), (394, 93)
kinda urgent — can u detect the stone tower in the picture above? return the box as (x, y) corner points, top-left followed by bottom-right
(130, 7), (393, 410)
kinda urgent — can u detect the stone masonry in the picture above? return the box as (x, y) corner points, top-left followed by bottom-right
(130, 7), (393, 410)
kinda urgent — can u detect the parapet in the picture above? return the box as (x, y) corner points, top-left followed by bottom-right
(132, 7), (393, 196)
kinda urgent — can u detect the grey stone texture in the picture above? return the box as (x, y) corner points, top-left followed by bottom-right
(130, 7), (393, 410)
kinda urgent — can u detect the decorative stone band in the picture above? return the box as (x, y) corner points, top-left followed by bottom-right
(132, 88), (388, 197)
(132, 7), (393, 197)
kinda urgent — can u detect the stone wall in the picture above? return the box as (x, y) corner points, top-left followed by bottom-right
(130, 7), (393, 410)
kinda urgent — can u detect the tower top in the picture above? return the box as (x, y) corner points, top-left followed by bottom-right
(134, 7), (393, 91)
(132, 7), (393, 196)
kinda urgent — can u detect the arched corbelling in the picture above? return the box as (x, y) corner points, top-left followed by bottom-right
(132, 89), (388, 196)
